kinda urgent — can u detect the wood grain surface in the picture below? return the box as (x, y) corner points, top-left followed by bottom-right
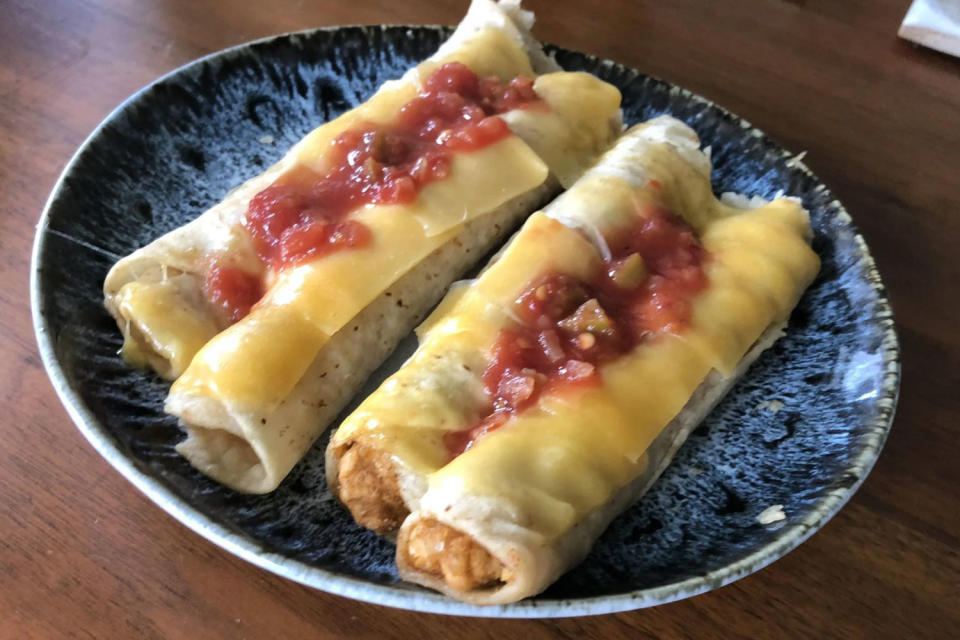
(2, 0), (958, 638)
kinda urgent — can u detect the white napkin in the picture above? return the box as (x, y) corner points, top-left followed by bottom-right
(899, 0), (960, 58)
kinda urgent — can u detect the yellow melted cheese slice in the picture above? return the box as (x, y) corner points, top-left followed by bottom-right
(424, 198), (819, 540)
(115, 275), (221, 379)
(501, 73), (622, 189)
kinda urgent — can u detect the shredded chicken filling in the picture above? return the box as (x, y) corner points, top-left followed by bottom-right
(336, 442), (409, 533)
(404, 518), (506, 592)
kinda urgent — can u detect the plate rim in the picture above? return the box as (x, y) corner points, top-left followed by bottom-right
(30, 24), (901, 618)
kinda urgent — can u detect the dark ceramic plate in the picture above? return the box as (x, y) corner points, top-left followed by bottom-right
(31, 26), (899, 617)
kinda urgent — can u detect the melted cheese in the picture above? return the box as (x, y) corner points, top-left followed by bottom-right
(290, 29), (617, 234)
(116, 276), (220, 379)
(171, 304), (324, 408)
(431, 199), (818, 539)
(292, 28), (535, 172)
(270, 136), (548, 333)
(425, 25), (536, 81)
(402, 136), (549, 236)
(333, 214), (601, 471)
(341, 119), (820, 541)
(172, 135), (547, 408)
(411, 71), (620, 235)
(502, 73), (622, 188)
(295, 76), (618, 237)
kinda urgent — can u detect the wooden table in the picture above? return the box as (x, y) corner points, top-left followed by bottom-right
(3, 0), (958, 637)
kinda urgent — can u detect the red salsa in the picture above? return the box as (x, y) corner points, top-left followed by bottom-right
(206, 62), (543, 322)
(203, 265), (264, 325)
(445, 208), (709, 457)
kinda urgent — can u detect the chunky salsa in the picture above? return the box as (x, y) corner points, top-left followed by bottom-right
(206, 62), (543, 322)
(445, 208), (709, 457)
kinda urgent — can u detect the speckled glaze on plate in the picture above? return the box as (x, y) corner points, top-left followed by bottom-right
(31, 26), (899, 617)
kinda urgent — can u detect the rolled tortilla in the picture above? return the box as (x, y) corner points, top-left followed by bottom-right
(103, 0), (592, 379)
(327, 213), (603, 531)
(328, 115), (821, 602)
(327, 115), (770, 530)
(112, 0), (622, 493)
